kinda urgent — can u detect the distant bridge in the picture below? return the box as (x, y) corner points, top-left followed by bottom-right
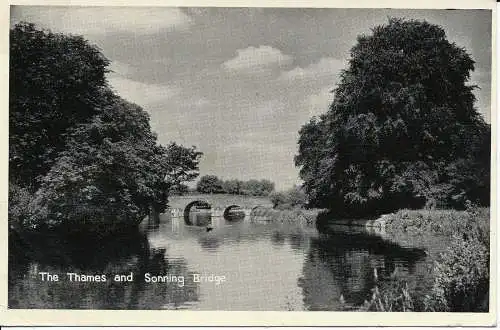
(164, 194), (274, 224)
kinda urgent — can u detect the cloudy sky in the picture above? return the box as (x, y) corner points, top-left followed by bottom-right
(11, 7), (492, 189)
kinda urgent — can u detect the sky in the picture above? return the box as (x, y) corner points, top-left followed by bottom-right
(10, 7), (492, 190)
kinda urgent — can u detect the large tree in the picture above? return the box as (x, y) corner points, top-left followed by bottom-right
(10, 22), (110, 187)
(10, 23), (203, 233)
(295, 18), (490, 216)
(27, 96), (170, 232)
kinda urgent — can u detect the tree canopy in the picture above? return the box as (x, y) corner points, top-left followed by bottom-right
(10, 23), (202, 233)
(10, 22), (111, 187)
(295, 18), (490, 216)
(195, 175), (275, 196)
(164, 142), (203, 193)
(196, 175), (225, 194)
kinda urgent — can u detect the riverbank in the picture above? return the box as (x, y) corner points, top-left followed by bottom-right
(354, 207), (490, 312)
(250, 208), (321, 226)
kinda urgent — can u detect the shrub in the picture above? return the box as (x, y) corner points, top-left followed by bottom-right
(361, 205), (490, 312)
(270, 186), (308, 210)
(424, 233), (489, 312)
(423, 206), (489, 312)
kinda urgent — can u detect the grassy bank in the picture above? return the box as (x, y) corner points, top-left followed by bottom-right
(384, 207), (489, 239)
(250, 208), (320, 226)
(357, 206), (490, 312)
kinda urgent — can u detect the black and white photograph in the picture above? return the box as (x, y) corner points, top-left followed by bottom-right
(5, 1), (496, 324)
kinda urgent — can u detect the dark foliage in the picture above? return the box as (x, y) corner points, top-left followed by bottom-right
(196, 175), (225, 194)
(9, 23), (201, 234)
(196, 175), (275, 196)
(295, 18), (490, 216)
(164, 142), (203, 194)
(269, 185), (308, 210)
(10, 22), (110, 187)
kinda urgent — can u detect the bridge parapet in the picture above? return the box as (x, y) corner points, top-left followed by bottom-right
(167, 194), (273, 210)
(167, 207), (254, 218)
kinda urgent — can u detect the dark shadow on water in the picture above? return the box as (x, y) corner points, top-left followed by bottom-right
(223, 205), (245, 222)
(184, 200), (211, 226)
(8, 228), (200, 309)
(298, 230), (428, 311)
(271, 230), (286, 246)
(197, 235), (222, 251)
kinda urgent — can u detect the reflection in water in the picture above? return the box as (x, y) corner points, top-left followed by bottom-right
(9, 230), (200, 309)
(10, 211), (439, 310)
(223, 205), (246, 222)
(197, 235), (222, 251)
(298, 231), (428, 310)
(271, 230), (287, 246)
(184, 201), (212, 226)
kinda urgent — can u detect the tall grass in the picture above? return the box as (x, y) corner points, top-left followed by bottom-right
(362, 205), (490, 312)
(250, 208), (320, 226)
(423, 205), (490, 312)
(385, 206), (489, 238)
(360, 282), (415, 312)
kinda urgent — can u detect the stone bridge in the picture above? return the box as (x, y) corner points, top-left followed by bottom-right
(165, 194), (274, 222)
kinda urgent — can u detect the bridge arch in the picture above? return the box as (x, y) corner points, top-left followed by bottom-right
(184, 200), (211, 225)
(223, 204), (245, 221)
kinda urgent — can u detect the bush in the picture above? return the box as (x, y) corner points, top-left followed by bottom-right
(423, 206), (489, 312)
(385, 206), (489, 238)
(270, 186), (308, 210)
(424, 234), (489, 312)
(381, 205), (490, 312)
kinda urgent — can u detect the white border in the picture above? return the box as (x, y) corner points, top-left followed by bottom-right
(0, 0), (497, 326)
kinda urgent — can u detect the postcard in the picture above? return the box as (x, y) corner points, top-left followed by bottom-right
(1, 0), (497, 326)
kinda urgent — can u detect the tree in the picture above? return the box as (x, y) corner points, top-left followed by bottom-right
(196, 175), (224, 194)
(295, 18), (490, 216)
(169, 183), (190, 196)
(241, 179), (275, 196)
(270, 186), (308, 209)
(222, 179), (243, 194)
(10, 22), (110, 187)
(28, 97), (169, 233)
(9, 23), (205, 234)
(164, 142), (203, 193)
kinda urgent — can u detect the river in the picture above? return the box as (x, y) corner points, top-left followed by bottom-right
(8, 212), (445, 310)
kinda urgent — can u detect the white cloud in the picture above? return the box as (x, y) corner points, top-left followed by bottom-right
(280, 57), (346, 82)
(11, 7), (193, 37)
(251, 100), (286, 122)
(222, 45), (293, 73)
(308, 86), (334, 117)
(108, 60), (136, 77)
(107, 75), (180, 107)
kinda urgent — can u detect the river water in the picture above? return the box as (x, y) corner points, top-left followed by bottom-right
(8, 213), (445, 310)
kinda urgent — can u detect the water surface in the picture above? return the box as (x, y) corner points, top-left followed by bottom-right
(9, 213), (444, 310)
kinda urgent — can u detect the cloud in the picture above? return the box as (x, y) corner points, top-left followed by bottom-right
(280, 57), (346, 82)
(108, 60), (136, 77)
(308, 86), (335, 117)
(222, 45), (293, 73)
(11, 6), (193, 37)
(107, 75), (180, 107)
